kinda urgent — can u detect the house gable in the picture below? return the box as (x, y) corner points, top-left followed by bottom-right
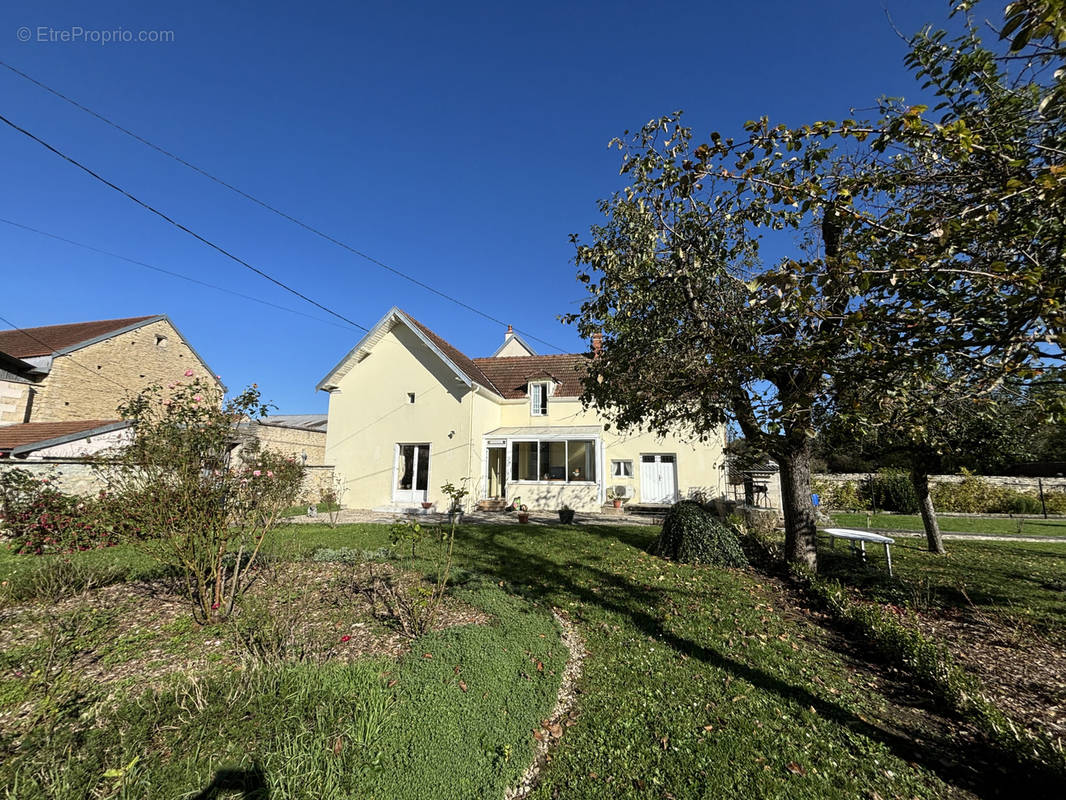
(317, 307), (499, 394)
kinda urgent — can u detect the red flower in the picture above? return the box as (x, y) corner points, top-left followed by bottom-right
(340, 635), (351, 643)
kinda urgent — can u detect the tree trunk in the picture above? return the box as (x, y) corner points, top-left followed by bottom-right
(778, 440), (818, 571)
(911, 470), (946, 555)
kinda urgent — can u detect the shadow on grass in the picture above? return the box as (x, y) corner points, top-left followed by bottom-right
(454, 524), (1056, 798)
(190, 765), (269, 799)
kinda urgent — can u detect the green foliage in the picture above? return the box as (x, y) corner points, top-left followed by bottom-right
(0, 469), (123, 555)
(812, 479), (865, 510)
(110, 376), (304, 624)
(864, 469), (919, 513)
(930, 470), (1060, 514)
(568, 2), (1063, 568)
(372, 496), (462, 637)
(439, 480), (470, 513)
(651, 501), (748, 567)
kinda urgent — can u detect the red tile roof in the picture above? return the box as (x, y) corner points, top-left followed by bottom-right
(398, 311), (590, 399)
(0, 420), (124, 452)
(0, 316), (158, 358)
(473, 354), (587, 399)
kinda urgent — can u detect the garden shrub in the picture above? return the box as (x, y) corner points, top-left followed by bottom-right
(928, 471), (1054, 514)
(108, 376), (305, 624)
(864, 469), (919, 513)
(932, 470), (1000, 513)
(812, 479), (865, 510)
(0, 469), (121, 554)
(1042, 492), (1066, 515)
(650, 501), (747, 567)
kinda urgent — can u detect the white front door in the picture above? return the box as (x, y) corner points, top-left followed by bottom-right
(394, 444), (430, 503)
(640, 454), (677, 504)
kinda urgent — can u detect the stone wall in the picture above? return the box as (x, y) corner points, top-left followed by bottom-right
(0, 459), (336, 506)
(0, 379), (31, 425)
(0, 459), (109, 496)
(301, 465), (337, 504)
(231, 423), (327, 467)
(29, 319), (220, 423)
(813, 472), (1066, 493)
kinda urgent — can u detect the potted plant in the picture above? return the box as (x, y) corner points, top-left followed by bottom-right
(517, 504), (530, 524)
(607, 488), (623, 509)
(558, 504), (575, 524)
(441, 480), (469, 525)
(421, 501), (434, 511)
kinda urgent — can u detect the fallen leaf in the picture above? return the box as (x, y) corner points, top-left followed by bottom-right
(459, 680), (468, 692)
(786, 762), (807, 776)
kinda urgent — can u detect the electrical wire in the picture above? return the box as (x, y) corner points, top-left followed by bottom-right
(0, 60), (568, 353)
(0, 111), (369, 333)
(0, 216), (360, 332)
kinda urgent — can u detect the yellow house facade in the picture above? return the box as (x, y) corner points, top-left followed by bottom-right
(318, 308), (727, 513)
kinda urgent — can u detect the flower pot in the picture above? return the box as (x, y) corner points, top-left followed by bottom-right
(517, 512), (529, 524)
(421, 501), (433, 509)
(558, 509), (575, 524)
(612, 499), (622, 509)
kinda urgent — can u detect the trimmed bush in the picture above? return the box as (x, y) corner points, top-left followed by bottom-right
(650, 501), (747, 567)
(864, 469), (919, 513)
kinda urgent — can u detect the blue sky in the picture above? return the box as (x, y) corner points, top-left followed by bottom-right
(1, 0), (950, 412)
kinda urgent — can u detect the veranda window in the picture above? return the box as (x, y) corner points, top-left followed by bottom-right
(511, 440), (596, 482)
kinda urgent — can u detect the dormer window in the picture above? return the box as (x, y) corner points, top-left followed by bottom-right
(530, 382), (548, 416)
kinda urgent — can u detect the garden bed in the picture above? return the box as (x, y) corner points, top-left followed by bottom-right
(0, 552), (565, 800)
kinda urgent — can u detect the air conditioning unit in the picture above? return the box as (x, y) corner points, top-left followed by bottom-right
(613, 485), (634, 499)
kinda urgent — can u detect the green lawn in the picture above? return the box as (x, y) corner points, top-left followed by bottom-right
(280, 500), (341, 518)
(829, 511), (1066, 537)
(5, 523), (1062, 797)
(817, 533), (1066, 640)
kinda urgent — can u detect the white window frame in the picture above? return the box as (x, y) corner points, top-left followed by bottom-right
(506, 438), (599, 485)
(529, 382), (548, 416)
(392, 442), (431, 502)
(611, 459), (634, 478)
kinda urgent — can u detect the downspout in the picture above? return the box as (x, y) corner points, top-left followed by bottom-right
(468, 383), (477, 510)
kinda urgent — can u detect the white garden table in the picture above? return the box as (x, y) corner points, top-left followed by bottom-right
(822, 528), (895, 577)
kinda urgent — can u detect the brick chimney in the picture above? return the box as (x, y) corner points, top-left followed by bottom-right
(592, 331), (603, 357)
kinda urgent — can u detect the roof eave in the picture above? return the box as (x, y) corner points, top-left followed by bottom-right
(8, 421), (131, 457)
(316, 307), (480, 394)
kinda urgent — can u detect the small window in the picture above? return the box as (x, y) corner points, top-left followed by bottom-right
(155, 335), (168, 349)
(530, 382), (548, 416)
(641, 455), (655, 463)
(612, 460), (633, 478)
(661, 455), (675, 464)
(407, 392), (416, 404)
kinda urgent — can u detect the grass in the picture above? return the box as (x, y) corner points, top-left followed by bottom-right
(829, 511), (1066, 537)
(280, 500), (341, 518)
(817, 533), (1066, 640)
(5, 522), (1064, 797)
(1, 568), (564, 799)
(261, 524), (990, 797)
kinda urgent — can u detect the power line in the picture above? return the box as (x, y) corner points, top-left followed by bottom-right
(0, 60), (567, 354)
(0, 111), (369, 333)
(0, 216), (359, 333)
